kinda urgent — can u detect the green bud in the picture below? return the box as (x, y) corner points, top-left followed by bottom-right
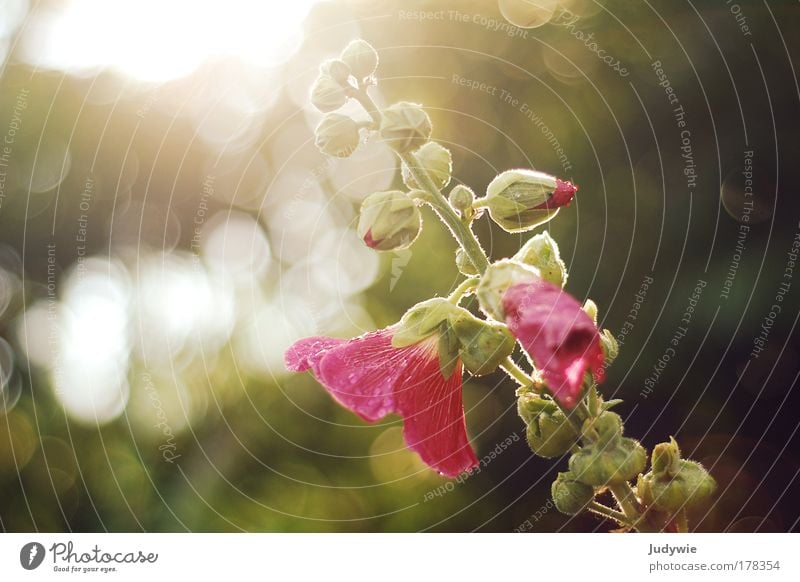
(357, 191), (421, 251)
(314, 114), (360, 157)
(449, 185), (475, 214)
(321, 59), (351, 85)
(310, 74), (348, 112)
(401, 142), (452, 190)
(582, 299), (598, 324)
(475, 259), (539, 321)
(451, 315), (515, 376)
(392, 298), (459, 348)
(652, 437), (681, 475)
(512, 231), (567, 287)
(479, 169), (576, 233)
(569, 437), (647, 486)
(380, 102), (432, 153)
(517, 392), (557, 425)
(582, 411), (623, 444)
(552, 472), (595, 515)
(455, 249), (479, 276)
(599, 329), (619, 365)
(638, 458), (717, 513)
(340, 39), (379, 79)
(526, 408), (581, 458)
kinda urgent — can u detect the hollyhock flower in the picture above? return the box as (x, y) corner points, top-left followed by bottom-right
(284, 328), (479, 477)
(502, 279), (605, 408)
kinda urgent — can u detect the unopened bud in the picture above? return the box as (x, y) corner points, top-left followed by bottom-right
(310, 75), (348, 112)
(340, 39), (379, 79)
(357, 191), (421, 251)
(638, 457), (717, 513)
(449, 185), (475, 214)
(569, 437), (647, 486)
(451, 315), (515, 376)
(651, 437), (681, 476)
(314, 113), (360, 157)
(380, 102), (432, 153)
(582, 411), (623, 444)
(455, 249), (479, 276)
(479, 169), (577, 233)
(401, 142), (452, 190)
(512, 231), (568, 287)
(517, 392), (557, 425)
(600, 329), (619, 365)
(552, 472), (595, 515)
(475, 259), (539, 321)
(526, 407), (581, 458)
(321, 59), (351, 85)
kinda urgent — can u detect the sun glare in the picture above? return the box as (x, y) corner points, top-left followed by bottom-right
(21, 0), (319, 82)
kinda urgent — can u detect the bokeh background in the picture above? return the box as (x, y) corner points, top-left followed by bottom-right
(0, 0), (798, 532)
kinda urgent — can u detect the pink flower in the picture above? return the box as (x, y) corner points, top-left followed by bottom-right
(285, 328), (479, 477)
(502, 280), (604, 408)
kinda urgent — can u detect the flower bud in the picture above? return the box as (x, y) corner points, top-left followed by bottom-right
(392, 298), (459, 348)
(357, 191), (421, 251)
(479, 169), (577, 233)
(651, 437), (681, 475)
(517, 392), (557, 425)
(475, 259), (539, 321)
(638, 457), (717, 513)
(582, 411), (623, 444)
(340, 39), (379, 79)
(568, 437), (647, 486)
(600, 329), (619, 365)
(315, 113), (360, 157)
(552, 472), (595, 515)
(582, 299), (598, 324)
(526, 407), (580, 458)
(321, 59), (351, 85)
(401, 142), (452, 190)
(451, 315), (515, 376)
(512, 231), (568, 287)
(380, 102), (432, 153)
(449, 185), (475, 214)
(310, 74), (348, 112)
(455, 249), (478, 276)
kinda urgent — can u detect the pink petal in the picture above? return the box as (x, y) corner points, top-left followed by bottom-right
(503, 281), (604, 408)
(286, 329), (478, 477)
(284, 336), (346, 373)
(394, 357), (479, 477)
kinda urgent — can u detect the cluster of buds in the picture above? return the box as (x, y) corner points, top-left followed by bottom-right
(290, 39), (717, 532)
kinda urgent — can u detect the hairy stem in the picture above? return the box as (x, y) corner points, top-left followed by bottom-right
(608, 482), (648, 531)
(587, 501), (632, 529)
(352, 86), (490, 274)
(447, 278), (478, 304)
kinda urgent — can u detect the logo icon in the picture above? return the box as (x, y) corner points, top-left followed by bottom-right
(20, 542), (45, 570)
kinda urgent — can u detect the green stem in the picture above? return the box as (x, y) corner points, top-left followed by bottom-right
(608, 482), (647, 530)
(587, 501), (632, 528)
(352, 86), (490, 275)
(500, 356), (535, 389)
(447, 278), (478, 304)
